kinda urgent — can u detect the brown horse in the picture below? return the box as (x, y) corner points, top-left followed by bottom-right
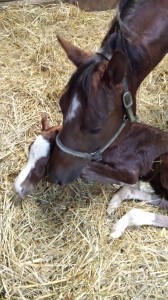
(14, 114), (168, 237)
(47, 0), (168, 185)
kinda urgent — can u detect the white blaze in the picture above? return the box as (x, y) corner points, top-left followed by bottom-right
(14, 135), (50, 195)
(65, 94), (81, 122)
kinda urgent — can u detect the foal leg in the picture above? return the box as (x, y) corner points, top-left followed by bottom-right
(107, 184), (161, 215)
(111, 208), (168, 238)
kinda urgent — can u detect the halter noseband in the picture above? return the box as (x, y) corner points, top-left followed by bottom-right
(56, 118), (127, 162)
(56, 43), (137, 161)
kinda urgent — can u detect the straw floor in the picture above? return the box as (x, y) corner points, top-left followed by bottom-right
(0, 4), (168, 300)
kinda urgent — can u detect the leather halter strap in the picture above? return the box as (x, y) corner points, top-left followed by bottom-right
(56, 118), (127, 161)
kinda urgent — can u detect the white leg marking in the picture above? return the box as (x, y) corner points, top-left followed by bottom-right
(14, 135), (50, 195)
(111, 208), (168, 238)
(139, 181), (154, 193)
(65, 94), (81, 122)
(111, 208), (155, 239)
(107, 185), (161, 215)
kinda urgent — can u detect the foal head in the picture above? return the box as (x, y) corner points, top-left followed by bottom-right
(47, 36), (128, 185)
(14, 115), (61, 196)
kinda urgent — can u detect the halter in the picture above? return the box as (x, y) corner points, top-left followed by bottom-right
(56, 24), (137, 161)
(56, 118), (127, 162)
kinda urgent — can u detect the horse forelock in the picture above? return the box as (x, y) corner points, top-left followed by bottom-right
(65, 57), (102, 107)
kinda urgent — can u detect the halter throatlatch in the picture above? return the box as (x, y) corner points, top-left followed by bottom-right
(56, 119), (127, 162)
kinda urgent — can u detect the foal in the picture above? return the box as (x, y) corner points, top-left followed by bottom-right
(14, 114), (61, 197)
(14, 115), (168, 238)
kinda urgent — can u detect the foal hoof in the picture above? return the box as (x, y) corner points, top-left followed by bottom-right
(110, 223), (124, 239)
(107, 204), (117, 215)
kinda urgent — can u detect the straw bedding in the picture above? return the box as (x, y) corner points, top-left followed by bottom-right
(0, 3), (168, 299)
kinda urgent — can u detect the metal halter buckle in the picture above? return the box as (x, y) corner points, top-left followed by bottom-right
(123, 91), (133, 108)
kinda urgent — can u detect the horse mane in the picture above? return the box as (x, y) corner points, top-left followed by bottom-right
(114, 31), (150, 82)
(101, 0), (137, 42)
(64, 0), (150, 108)
(101, 0), (150, 79)
(119, 0), (136, 17)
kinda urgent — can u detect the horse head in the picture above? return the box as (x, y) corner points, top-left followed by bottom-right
(14, 114), (61, 196)
(47, 36), (130, 185)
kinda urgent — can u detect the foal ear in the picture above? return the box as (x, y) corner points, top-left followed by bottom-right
(104, 50), (127, 85)
(41, 113), (50, 131)
(57, 35), (90, 67)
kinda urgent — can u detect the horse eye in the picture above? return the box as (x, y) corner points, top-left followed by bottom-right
(89, 128), (101, 134)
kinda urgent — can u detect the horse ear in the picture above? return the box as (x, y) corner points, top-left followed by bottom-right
(57, 35), (90, 67)
(104, 50), (127, 85)
(41, 113), (50, 131)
